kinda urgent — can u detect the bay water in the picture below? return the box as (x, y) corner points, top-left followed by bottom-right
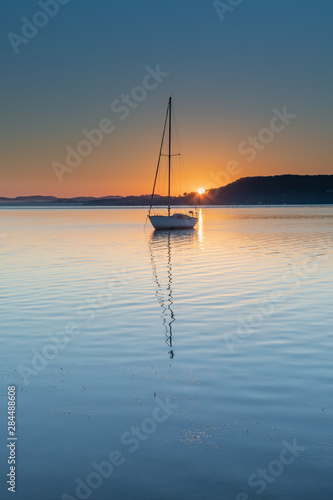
(0, 206), (332, 499)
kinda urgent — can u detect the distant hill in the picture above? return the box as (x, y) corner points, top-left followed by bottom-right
(87, 175), (333, 205)
(1, 175), (332, 206)
(0, 195), (58, 203)
(0, 195), (123, 205)
(209, 175), (333, 205)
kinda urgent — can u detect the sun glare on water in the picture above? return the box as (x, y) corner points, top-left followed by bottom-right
(197, 188), (205, 195)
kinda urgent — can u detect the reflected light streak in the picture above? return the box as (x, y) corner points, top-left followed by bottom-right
(198, 209), (204, 247)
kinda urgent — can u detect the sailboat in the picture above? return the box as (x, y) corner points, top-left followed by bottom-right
(148, 97), (198, 230)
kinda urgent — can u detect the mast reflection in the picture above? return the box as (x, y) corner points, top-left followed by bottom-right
(148, 228), (197, 359)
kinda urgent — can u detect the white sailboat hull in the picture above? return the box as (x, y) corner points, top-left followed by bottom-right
(149, 214), (198, 230)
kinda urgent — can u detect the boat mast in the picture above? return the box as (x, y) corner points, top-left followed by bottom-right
(148, 100), (169, 216)
(168, 96), (171, 217)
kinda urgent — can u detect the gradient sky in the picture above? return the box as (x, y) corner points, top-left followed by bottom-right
(1, 0), (332, 197)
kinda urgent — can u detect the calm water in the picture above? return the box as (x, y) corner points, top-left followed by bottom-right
(0, 206), (332, 500)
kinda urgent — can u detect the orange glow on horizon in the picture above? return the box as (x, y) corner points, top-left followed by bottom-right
(2, 125), (332, 199)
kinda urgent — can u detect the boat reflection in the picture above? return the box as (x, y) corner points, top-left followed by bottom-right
(148, 228), (197, 358)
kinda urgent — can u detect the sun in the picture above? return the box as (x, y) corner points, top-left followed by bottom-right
(197, 188), (205, 195)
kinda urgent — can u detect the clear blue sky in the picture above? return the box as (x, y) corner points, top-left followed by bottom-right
(1, 0), (332, 197)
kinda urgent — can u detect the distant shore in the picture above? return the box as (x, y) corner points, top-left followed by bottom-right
(1, 174), (333, 206)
